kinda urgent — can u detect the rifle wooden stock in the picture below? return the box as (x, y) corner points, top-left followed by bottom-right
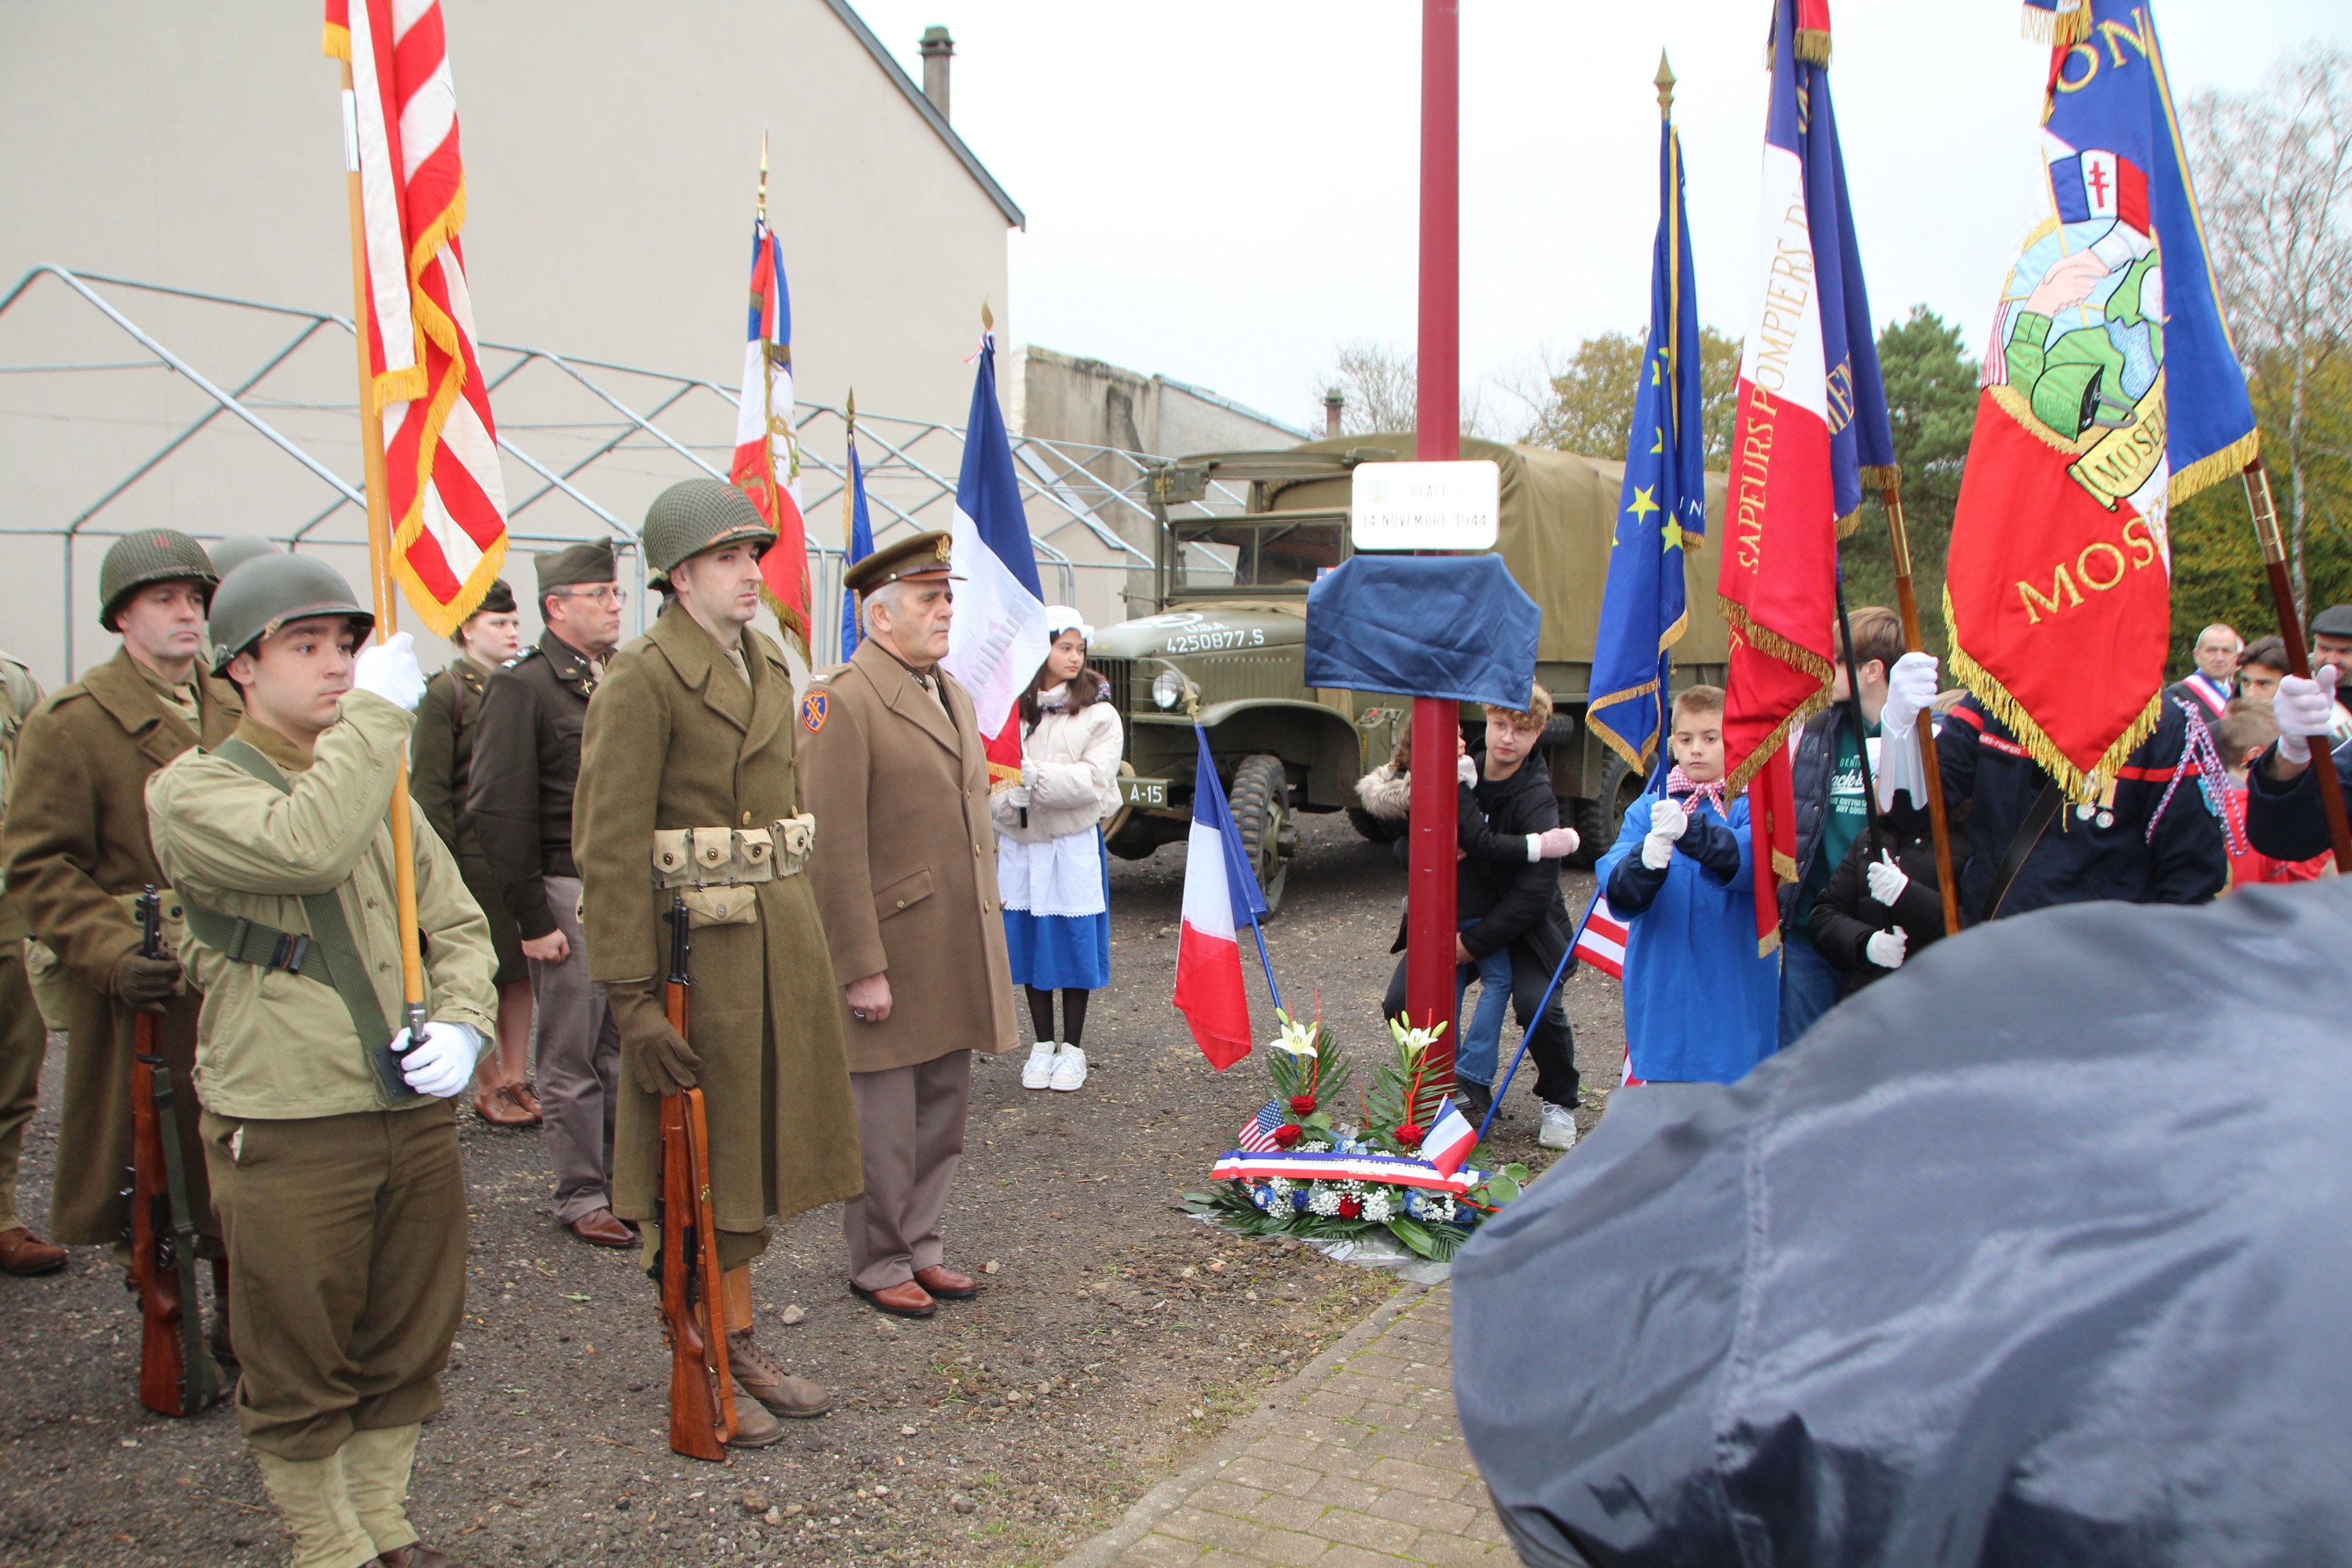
(658, 898), (735, 1460)
(127, 887), (221, 1417)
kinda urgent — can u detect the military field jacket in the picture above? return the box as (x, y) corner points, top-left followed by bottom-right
(411, 658), (490, 860)
(146, 696), (496, 1120)
(468, 632), (597, 940)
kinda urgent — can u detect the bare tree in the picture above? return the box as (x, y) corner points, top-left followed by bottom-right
(1500, 327), (1742, 465)
(1313, 342), (1496, 440)
(2187, 44), (2352, 617)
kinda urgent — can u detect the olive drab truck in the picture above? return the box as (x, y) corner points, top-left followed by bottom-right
(1090, 433), (1731, 912)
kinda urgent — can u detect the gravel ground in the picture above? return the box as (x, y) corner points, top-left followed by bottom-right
(0, 811), (1627, 1568)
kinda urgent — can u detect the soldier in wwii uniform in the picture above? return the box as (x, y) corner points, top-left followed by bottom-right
(801, 531), (1019, 1320)
(0, 649), (61, 1275)
(3, 533), (240, 1313)
(146, 555), (495, 1568)
(576, 480), (861, 1446)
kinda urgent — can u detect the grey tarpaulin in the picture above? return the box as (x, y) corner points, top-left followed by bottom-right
(1303, 555), (1539, 709)
(1452, 879), (2352, 1567)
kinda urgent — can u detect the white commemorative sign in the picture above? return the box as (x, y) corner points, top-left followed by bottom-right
(1348, 459), (1499, 552)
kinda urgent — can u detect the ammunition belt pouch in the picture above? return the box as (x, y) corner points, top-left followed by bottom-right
(651, 816), (814, 928)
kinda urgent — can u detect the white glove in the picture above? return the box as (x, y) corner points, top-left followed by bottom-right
(1020, 760), (1041, 789)
(1649, 799), (1689, 840)
(2273, 666), (2338, 766)
(1531, 826), (1580, 861)
(1880, 651), (1940, 736)
(1457, 753), (1478, 788)
(1865, 928), (1908, 969)
(1640, 830), (1675, 870)
(1003, 785), (1032, 809)
(352, 632), (427, 712)
(1865, 851), (1910, 907)
(392, 1019), (481, 1098)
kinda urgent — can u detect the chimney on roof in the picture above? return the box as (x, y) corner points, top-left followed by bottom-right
(1324, 389), (1345, 439)
(920, 27), (954, 122)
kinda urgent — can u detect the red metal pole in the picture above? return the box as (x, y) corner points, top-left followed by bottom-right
(1405, 0), (1460, 1083)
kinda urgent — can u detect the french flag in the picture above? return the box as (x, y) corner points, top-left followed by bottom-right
(1173, 726), (1262, 1071)
(1569, 893), (1629, 980)
(1420, 1097), (1478, 1177)
(943, 330), (1050, 785)
(732, 217), (811, 647)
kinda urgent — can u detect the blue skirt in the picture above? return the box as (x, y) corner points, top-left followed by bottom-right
(1004, 835), (1111, 990)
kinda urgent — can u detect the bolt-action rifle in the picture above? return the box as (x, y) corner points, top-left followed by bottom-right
(657, 895), (736, 1459)
(125, 885), (223, 1417)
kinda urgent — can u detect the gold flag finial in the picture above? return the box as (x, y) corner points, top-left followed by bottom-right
(981, 298), (994, 335)
(845, 387), (857, 430)
(756, 130), (770, 222)
(1656, 52), (1676, 118)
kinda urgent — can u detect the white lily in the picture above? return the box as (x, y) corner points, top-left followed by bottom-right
(1269, 1009), (1320, 1058)
(1388, 1015), (1448, 1058)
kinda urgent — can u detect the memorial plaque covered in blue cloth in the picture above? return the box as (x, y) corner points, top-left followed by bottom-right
(1303, 555), (1539, 708)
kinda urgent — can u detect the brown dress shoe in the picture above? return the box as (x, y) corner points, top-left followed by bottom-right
(566, 1209), (634, 1249)
(472, 1085), (534, 1127)
(496, 1083), (542, 1126)
(507, 1083), (544, 1120)
(0, 1227), (66, 1277)
(913, 1264), (979, 1298)
(727, 1328), (831, 1418)
(850, 1278), (936, 1319)
(725, 1394), (787, 1448)
(374, 1546), (463, 1568)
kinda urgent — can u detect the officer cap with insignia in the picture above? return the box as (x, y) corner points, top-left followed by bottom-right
(842, 530), (958, 597)
(470, 577), (518, 618)
(2309, 604), (2352, 640)
(642, 480), (774, 586)
(98, 529), (218, 632)
(536, 541), (617, 598)
(207, 553), (374, 674)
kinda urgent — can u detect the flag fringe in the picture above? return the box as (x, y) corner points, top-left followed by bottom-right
(1859, 463), (1902, 491)
(1834, 503), (1866, 540)
(1757, 925), (1783, 958)
(2020, 2), (2092, 47)
(1793, 28), (1832, 65)
(1942, 584), (2164, 804)
(759, 586), (811, 659)
(1716, 595), (1833, 794)
(1586, 685), (1663, 777)
(2169, 428), (2261, 506)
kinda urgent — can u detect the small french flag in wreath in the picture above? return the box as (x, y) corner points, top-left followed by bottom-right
(1420, 1097), (1479, 1177)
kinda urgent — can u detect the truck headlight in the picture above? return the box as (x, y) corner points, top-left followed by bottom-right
(1152, 670), (1187, 710)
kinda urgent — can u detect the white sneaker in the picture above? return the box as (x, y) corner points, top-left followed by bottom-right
(1048, 1047), (1088, 1092)
(1539, 1102), (1579, 1151)
(1020, 1043), (1057, 1090)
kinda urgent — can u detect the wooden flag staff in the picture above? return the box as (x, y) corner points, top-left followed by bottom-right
(339, 56), (431, 1044)
(1877, 480), (1964, 936)
(2242, 458), (2352, 873)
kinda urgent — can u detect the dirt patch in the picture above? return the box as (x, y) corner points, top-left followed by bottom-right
(0, 812), (1622, 1566)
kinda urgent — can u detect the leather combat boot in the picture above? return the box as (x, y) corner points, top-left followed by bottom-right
(728, 1328), (832, 1418)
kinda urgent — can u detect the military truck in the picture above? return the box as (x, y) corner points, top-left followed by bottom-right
(1092, 434), (1731, 912)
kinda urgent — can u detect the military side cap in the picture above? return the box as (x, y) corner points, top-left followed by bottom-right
(642, 480), (774, 579)
(207, 536), (279, 582)
(2310, 604), (2352, 640)
(208, 553), (374, 674)
(843, 531), (956, 597)
(470, 577), (517, 617)
(99, 529), (218, 632)
(536, 541), (617, 595)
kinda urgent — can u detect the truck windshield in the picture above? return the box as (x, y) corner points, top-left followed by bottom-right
(1171, 518), (1345, 593)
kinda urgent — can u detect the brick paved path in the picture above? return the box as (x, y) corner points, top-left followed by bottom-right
(1054, 1284), (1515, 1568)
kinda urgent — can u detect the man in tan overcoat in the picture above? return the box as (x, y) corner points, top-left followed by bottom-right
(802, 531), (1019, 1320)
(576, 480), (860, 1446)
(2, 532), (240, 1318)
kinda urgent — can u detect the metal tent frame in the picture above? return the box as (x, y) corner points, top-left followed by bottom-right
(0, 266), (1252, 677)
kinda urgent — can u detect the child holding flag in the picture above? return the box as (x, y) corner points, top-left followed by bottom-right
(1595, 687), (1778, 1084)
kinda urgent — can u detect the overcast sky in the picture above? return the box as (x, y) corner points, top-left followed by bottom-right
(847, 1), (2344, 438)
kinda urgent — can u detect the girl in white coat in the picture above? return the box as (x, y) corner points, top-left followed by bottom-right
(995, 610), (1124, 1091)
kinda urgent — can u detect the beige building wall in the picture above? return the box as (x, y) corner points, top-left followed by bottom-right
(0, 0), (1017, 686)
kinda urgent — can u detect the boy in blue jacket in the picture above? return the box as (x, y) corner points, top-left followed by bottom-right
(1594, 685), (1780, 1084)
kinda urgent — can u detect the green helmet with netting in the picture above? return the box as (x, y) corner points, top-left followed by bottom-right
(642, 480), (774, 583)
(98, 529), (218, 632)
(207, 553), (374, 674)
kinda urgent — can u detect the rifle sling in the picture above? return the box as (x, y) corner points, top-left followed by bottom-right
(183, 737), (409, 1103)
(142, 1056), (223, 1408)
(1981, 780), (2065, 924)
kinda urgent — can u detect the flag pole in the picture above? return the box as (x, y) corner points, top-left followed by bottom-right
(1878, 480), (1963, 935)
(2243, 458), (2352, 872)
(338, 56), (429, 1041)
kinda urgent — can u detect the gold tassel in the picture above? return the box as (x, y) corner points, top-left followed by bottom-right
(1793, 29), (1833, 66)
(1858, 463), (1903, 490)
(1942, 585), (2165, 804)
(2021, 3), (2092, 47)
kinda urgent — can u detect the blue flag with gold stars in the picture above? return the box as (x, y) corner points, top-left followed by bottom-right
(1586, 108), (1708, 776)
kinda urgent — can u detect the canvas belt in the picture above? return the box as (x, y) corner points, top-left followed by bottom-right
(180, 737), (408, 1103)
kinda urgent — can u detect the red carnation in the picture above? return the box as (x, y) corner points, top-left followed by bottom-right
(1273, 1124), (1303, 1148)
(1395, 1122), (1426, 1147)
(1337, 1196), (1363, 1219)
(1289, 1094), (1317, 1117)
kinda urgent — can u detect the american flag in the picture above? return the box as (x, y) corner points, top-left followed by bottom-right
(1234, 1100), (1288, 1154)
(1571, 893), (1629, 980)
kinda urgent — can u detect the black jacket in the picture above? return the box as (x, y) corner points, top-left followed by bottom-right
(1808, 802), (1945, 996)
(1936, 693), (2226, 920)
(1386, 761), (1568, 963)
(1780, 705), (1852, 927)
(2246, 735), (2352, 864)
(468, 630), (599, 939)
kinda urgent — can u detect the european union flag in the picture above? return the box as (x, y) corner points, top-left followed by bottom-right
(838, 407), (875, 662)
(1586, 105), (1705, 775)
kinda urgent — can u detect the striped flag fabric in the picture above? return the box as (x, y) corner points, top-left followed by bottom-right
(838, 402), (875, 662)
(1716, 0), (1899, 953)
(735, 213), (812, 648)
(1420, 1097), (1479, 1177)
(1173, 725), (1258, 1071)
(1235, 1100), (1288, 1154)
(1570, 893), (1630, 980)
(324, 0), (508, 637)
(943, 327), (1050, 784)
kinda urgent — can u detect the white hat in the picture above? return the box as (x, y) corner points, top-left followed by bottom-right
(1043, 606), (1095, 642)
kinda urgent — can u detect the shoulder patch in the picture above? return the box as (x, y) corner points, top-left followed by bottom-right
(801, 691), (830, 734)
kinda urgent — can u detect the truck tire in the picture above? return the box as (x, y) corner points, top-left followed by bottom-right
(1228, 753), (1294, 917)
(1346, 804), (1403, 845)
(1573, 753), (1647, 868)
